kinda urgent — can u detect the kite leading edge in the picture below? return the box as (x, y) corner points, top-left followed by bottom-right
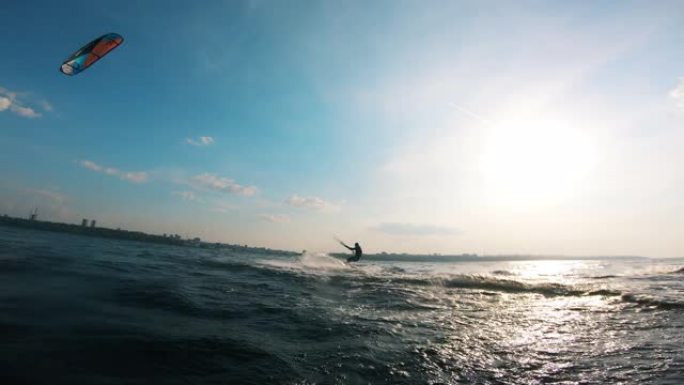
(60, 33), (124, 76)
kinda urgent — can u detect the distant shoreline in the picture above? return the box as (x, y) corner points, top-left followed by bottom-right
(0, 215), (187, 246)
(1, 215), (651, 262)
(0, 215), (297, 256)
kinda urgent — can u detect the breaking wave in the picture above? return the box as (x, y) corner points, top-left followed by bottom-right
(491, 270), (517, 276)
(620, 293), (684, 310)
(244, 255), (683, 312)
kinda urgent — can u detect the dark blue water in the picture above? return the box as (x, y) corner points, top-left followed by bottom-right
(1, 226), (683, 384)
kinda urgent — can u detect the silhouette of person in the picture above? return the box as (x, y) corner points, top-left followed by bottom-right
(342, 242), (362, 262)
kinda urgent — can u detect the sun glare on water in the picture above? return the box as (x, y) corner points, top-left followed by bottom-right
(480, 118), (598, 208)
(513, 260), (586, 280)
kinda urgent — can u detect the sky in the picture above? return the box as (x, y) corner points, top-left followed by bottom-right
(1, 1), (684, 257)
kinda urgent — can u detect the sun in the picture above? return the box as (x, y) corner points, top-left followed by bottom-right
(480, 118), (597, 208)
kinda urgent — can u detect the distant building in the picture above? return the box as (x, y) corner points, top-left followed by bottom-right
(81, 219), (88, 227)
(90, 220), (97, 228)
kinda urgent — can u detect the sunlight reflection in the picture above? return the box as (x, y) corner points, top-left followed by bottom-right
(510, 260), (585, 281)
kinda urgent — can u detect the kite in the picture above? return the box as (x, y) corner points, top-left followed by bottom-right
(60, 33), (124, 76)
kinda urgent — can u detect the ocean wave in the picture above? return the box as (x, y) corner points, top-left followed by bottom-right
(113, 280), (201, 315)
(379, 275), (599, 297)
(491, 270), (516, 276)
(197, 257), (257, 272)
(201, 255), (684, 312)
(589, 275), (620, 279)
(258, 253), (350, 273)
(248, 255), (623, 298)
(585, 289), (622, 296)
(620, 293), (684, 310)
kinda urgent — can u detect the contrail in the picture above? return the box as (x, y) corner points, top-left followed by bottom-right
(448, 102), (492, 125)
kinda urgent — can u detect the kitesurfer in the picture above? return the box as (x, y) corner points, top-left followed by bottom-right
(341, 241), (362, 262)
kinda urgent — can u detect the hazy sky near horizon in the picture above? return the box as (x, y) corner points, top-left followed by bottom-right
(2, 1), (684, 256)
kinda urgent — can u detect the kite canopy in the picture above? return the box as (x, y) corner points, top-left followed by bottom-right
(60, 33), (123, 76)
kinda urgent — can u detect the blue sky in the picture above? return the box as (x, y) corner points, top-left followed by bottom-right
(2, 1), (684, 256)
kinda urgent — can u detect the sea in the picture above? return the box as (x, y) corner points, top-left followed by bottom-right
(1, 225), (682, 385)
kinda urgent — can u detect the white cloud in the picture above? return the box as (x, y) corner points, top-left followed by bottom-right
(373, 222), (460, 237)
(669, 78), (684, 110)
(285, 194), (340, 212)
(172, 190), (197, 201)
(0, 86), (46, 118)
(40, 100), (54, 112)
(25, 188), (66, 204)
(260, 214), (291, 223)
(0, 87), (17, 99)
(11, 105), (40, 118)
(185, 136), (215, 146)
(80, 160), (103, 172)
(192, 173), (257, 196)
(212, 201), (238, 213)
(79, 160), (149, 183)
(121, 172), (148, 183)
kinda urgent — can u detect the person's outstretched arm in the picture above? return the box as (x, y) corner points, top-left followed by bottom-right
(338, 240), (353, 250)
